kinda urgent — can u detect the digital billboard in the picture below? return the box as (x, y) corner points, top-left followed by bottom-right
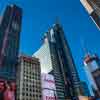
(41, 73), (57, 100)
(42, 89), (57, 100)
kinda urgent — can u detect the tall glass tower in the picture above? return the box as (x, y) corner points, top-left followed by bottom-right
(0, 4), (22, 81)
(34, 22), (82, 99)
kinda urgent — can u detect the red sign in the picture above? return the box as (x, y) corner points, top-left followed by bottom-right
(45, 96), (57, 100)
(0, 80), (16, 100)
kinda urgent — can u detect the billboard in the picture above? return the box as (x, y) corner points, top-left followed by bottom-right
(42, 89), (57, 100)
(41, 73), (57, 100)
(0, 80), (16, 100)
(41, 73), (56, 90)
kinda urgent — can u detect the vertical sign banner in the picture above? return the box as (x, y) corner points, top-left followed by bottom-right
(41, 73), (56, 90)
(41, 73), (57, 100)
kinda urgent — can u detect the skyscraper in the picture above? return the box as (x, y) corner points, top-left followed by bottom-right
(80, 0), (100, 30)
(0, 4), (22, 81)
(84, 54), (100, 97)
(0, 5), (22, 100)
(33, 22), (83, 99)
(16, 55), (42, 100)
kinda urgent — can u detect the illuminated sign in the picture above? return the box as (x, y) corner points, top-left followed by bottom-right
(41, 74), (57, 100)
(41, 73), (56, 90)
(42, 89), (57, 100)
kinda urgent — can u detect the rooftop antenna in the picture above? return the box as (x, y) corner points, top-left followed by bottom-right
(53, 16), (61, 27)
(55, 16), (60, 25)
(54, 16), (63, 29)
(80, 36), (90, 57)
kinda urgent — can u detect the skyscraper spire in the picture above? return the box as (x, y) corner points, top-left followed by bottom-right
(80, 36), (89, 56)
(55, 16), (60, 25)
(53, 16), (61, 28)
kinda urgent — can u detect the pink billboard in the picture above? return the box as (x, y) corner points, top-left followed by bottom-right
(42, 89), (57, 100)
(41, 73), (57, 100)
(0, 80), (16, 100)
(41, 73), (56, 90)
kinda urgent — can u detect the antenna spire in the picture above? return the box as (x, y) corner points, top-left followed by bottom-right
(80, 36), (89, 56)
(53, 17), (61, 28)
(55, 16), (61, 25)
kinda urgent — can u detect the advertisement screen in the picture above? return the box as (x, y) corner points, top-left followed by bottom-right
(41, 73), (56, 90)
(0, 80), (16, 100)
(43, 89), (57, 100)
(41, 74), (57, 100)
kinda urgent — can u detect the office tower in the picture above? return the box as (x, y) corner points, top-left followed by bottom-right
(34, 32), (66, 100)
(0, 4), (22, 81)
(84, 54), (100, 97)
(33, 22), (83, 99)
(41, 73), (57, 100)
(80, 0), (100, 30)
(0, 4), (22, 100)
(16, 55), (42, 100)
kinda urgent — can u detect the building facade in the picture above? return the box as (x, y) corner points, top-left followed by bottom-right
(80, 0), (100, 30)
(84, 54), (100, 97)
(34, 23), (83, 99)
(0, 4), (22, 81)
(16, 55), (42, 100)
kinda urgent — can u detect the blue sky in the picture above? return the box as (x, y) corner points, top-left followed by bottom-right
(0, 0), (100, 95)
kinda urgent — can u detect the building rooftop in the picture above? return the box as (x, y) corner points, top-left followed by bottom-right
(19, 54), (40, 64)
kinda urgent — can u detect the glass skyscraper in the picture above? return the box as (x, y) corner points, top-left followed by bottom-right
(33, 22), (83, 99)
(0, 4), (22, 81)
